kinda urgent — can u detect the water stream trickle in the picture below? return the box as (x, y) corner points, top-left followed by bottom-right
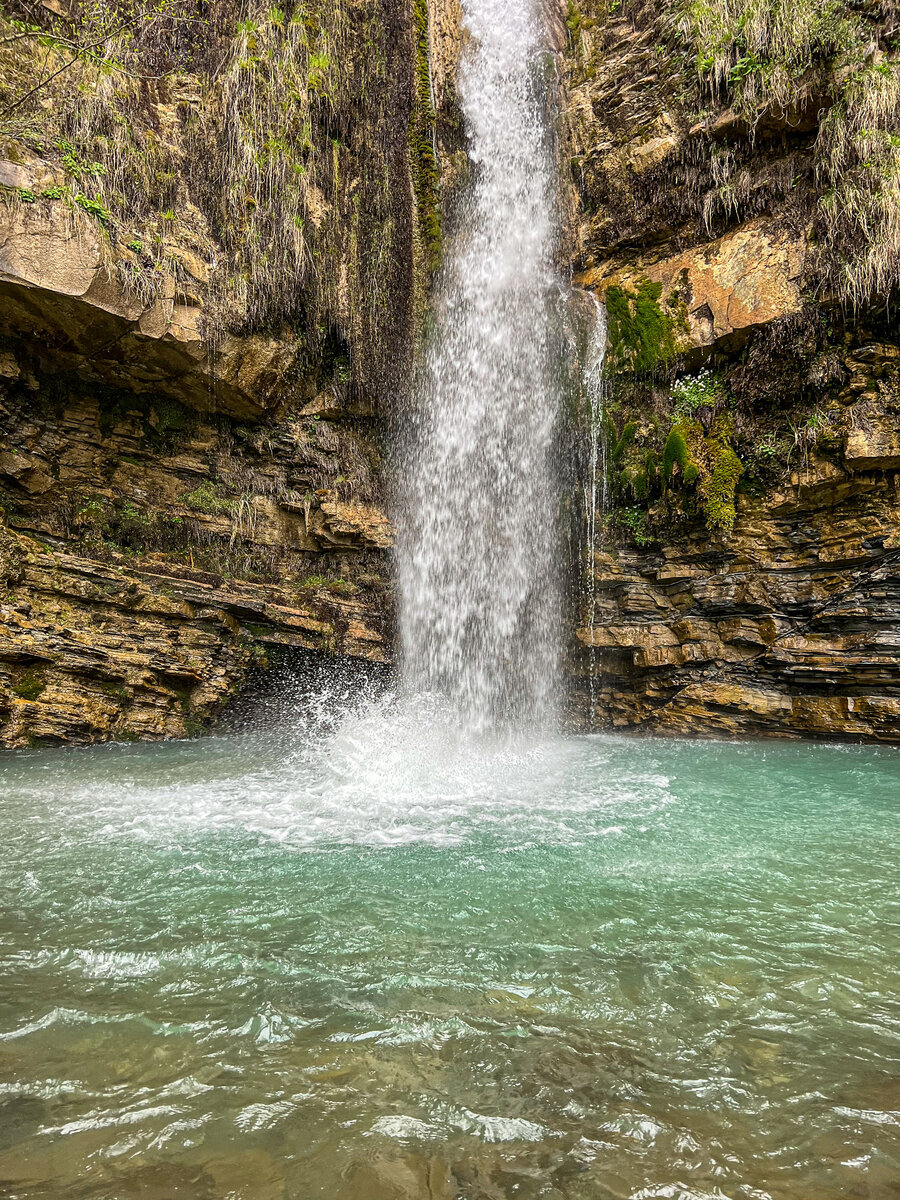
(397, 0), (560, 732)
(582, 296), (608, 719)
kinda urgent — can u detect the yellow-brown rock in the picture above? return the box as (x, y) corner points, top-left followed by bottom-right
(572, 453), (900, 742)
(0, 191), (302, 419)
(576, 221), (806, 351)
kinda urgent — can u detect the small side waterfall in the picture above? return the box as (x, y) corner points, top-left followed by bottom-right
(582, 296), (608, 717)
(397, 0), (560, 731)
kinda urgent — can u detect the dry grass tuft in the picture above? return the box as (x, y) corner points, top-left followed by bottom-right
(816, 59), (900, 308)
(681, 0), (864, 117)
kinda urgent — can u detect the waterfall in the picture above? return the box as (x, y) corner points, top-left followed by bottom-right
(582, 296), (608, 719)
(397, 0), (560, 732)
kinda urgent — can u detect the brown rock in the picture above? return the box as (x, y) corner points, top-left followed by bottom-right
(577, 220), (806, 351)
(0, 195), (302, 418)
(845, 399), (900, 470)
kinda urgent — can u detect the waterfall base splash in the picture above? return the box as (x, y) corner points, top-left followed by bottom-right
(2, 731), (897, 1197)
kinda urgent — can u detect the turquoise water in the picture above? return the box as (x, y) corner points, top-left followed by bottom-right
(0, 722), (898, 1199)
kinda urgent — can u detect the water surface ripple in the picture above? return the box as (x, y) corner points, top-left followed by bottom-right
(0, 731), (898, 1199)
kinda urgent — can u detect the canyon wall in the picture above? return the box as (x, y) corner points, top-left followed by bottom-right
(0, 0), (423, 744)
(563, 0), (900, 741)
(1, 0), (898, 746)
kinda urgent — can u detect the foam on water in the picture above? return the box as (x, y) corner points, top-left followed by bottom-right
(1, 733), (898, 1198)
(3, 695), (673, 850)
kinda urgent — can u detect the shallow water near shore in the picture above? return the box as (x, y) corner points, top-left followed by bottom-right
(1, 724), (898, 1199)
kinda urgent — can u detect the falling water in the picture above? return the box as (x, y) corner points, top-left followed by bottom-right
(582, 296), (608, 718)
(397, 0), (560, 732)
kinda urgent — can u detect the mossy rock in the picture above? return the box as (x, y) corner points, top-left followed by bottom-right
(662, 411), (742, 535)
(605, 279), (685, 375)
(12, 667), (46, 701)
(700, 423), (743, 534)
(663, 427), (699, 484)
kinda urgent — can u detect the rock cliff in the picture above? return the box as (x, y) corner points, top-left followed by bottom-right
(563, 0), (900, 741)
(0, 0), (421, 745)
(1, 0), (898, 746)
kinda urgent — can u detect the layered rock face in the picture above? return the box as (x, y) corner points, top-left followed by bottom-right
(572, 462), (900, 740)
(0, 0), (424, 746)
(563, 0), (900, 741)
(2, 0), (898, 748)
(0, 363), (391, 745)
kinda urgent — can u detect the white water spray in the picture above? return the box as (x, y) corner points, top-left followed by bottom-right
(397, 0), (560, 731)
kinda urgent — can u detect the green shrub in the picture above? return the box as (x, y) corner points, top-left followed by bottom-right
(182, 481), (233, 516)
(620, 507), (653, 547)
(679, 0), (900, 305)
(686, 0), (863, 117)
(671, 369), (724, 417)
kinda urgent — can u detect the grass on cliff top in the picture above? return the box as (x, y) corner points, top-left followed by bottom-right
(816, 61), (900, 309)
(672, 0), (900, 307)
(682, 0), (862, 114)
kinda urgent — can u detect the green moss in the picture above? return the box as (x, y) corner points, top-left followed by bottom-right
(611, 420), (637, 462)
(409, 0), (442, 277)
(663, 427), (699, 484)
(12, 667), (46, 701)
(182, 480), (233, 516)
(111, 726), (143, 743)
(181, 714), (206, 739)
(605, 279), (682, 374)
(151, 399), (191, 437)
(566, 1), (582, 36)
(701, 420), (743, 534)
(660, 383), (742, 534)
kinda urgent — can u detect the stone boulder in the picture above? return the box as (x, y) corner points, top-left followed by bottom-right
(845, 397), (900, 470)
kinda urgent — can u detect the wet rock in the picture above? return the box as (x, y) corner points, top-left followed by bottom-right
(0, 198), (301, 418)
(577, 220), (806, 353)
